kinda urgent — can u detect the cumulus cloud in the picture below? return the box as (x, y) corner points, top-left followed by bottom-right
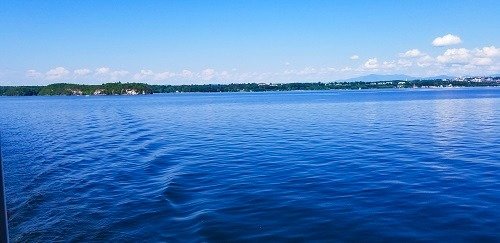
(110, 70), (129, 80)
(382, 61), (396, 69)
(398, 59), (413, 67)
(359, 56), (425, 72)
(364, 58), (379, 69)
(400, 49), (423, 58)
(219, 70), (230, 78)
(200, 68), (216, 80)
(16, 42), (500, 84)
(437, 48), (471, 64)
(133, 69), (177, 81)
(155, 71), (176, 80)
(26, 69), (43, 79)
(74, 68), (91, 77)
(350, 55), (359, 60)
(432, 34), (462, 47)
(45, 67), (69, 80)
(426, 45), (500, 74)
(417, 55), (434, 67)
(133, 69), (154, 80)
(95, 67), (111, 75)
(471, 57), (493, 66)
(180, 69), (193, 78)
(95, 67), (129, 81)
(474, 46), (500, 57)
(297, 67), (317, 75)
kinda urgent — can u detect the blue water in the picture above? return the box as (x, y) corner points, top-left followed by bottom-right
(1, 88), (499, 242)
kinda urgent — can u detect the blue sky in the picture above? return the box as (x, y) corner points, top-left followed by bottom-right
(1, 0), (499, 85)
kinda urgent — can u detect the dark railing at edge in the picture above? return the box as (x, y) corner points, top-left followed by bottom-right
(0, 136), (9, 243)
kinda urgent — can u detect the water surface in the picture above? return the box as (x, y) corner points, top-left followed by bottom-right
(1, 88), (499, 241)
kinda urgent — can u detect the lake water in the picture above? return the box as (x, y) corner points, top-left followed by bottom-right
(1, 88), (499, 242)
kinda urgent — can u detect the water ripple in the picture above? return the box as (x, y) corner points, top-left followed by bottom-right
(0, 89), (499, 241)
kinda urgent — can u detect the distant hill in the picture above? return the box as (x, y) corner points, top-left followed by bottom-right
(338, 74), (418, 82)
(338, 74), (458, 82)
(422, 75), (456, 80)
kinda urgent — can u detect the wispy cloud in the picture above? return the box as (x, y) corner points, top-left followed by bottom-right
(95, 67), (129, 81)
(199, 69), (216, 81)
(74, 68), (91, 77)
(26, 69), (43, 79)
(400, 49), (424, 58)
(364, 58), (379, 69)
(45, 67), (69, 80)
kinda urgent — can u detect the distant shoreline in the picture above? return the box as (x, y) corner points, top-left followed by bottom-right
(1, 78), (499, 96)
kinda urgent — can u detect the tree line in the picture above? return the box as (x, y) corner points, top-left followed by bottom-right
(0, 79), (499, 96)
(0, 83), (153, 96)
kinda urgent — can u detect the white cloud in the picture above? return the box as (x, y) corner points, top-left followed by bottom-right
(487, 63), (500, 72)
(219, 70), (229, 77)
(180, 69), (193, 78)
(110, 70), (129, 80)
(471, 57), (493, 66)
(95, 67), (129, 81)
(133, 69), (177, 81)
(398, 59), (413, 67)
(382, 61), (396, 69)
(95, 67), (110, 75)
(364, 58), (379, 69)
(155, 71), (176, 80)
(74, 68), (91, 77)
(360, 56), (422, 72)
(297, 67), (317, 75)
(26, 69), (43, 79)
(140, 69), (154, 76)
(417, 55), (434, 67)
(474, 46), (500, 57)
(133, 69), (154, 80)
(432, 34), (462, 47)
(45, 67), (69, 80)
(437, 48), (471, 63)
(14, 43), (500, 84)
(200, 68), (216, 80)
(400, 49), (423, 58)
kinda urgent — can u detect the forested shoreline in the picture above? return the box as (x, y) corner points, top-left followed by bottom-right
(0, 79), (499, 96)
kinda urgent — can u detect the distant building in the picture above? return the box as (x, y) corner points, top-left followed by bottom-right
(94, 89), (105, 95)
(125, 89), (139, 95)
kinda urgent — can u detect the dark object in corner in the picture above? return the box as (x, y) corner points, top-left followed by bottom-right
(0, 142), (9, 243)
